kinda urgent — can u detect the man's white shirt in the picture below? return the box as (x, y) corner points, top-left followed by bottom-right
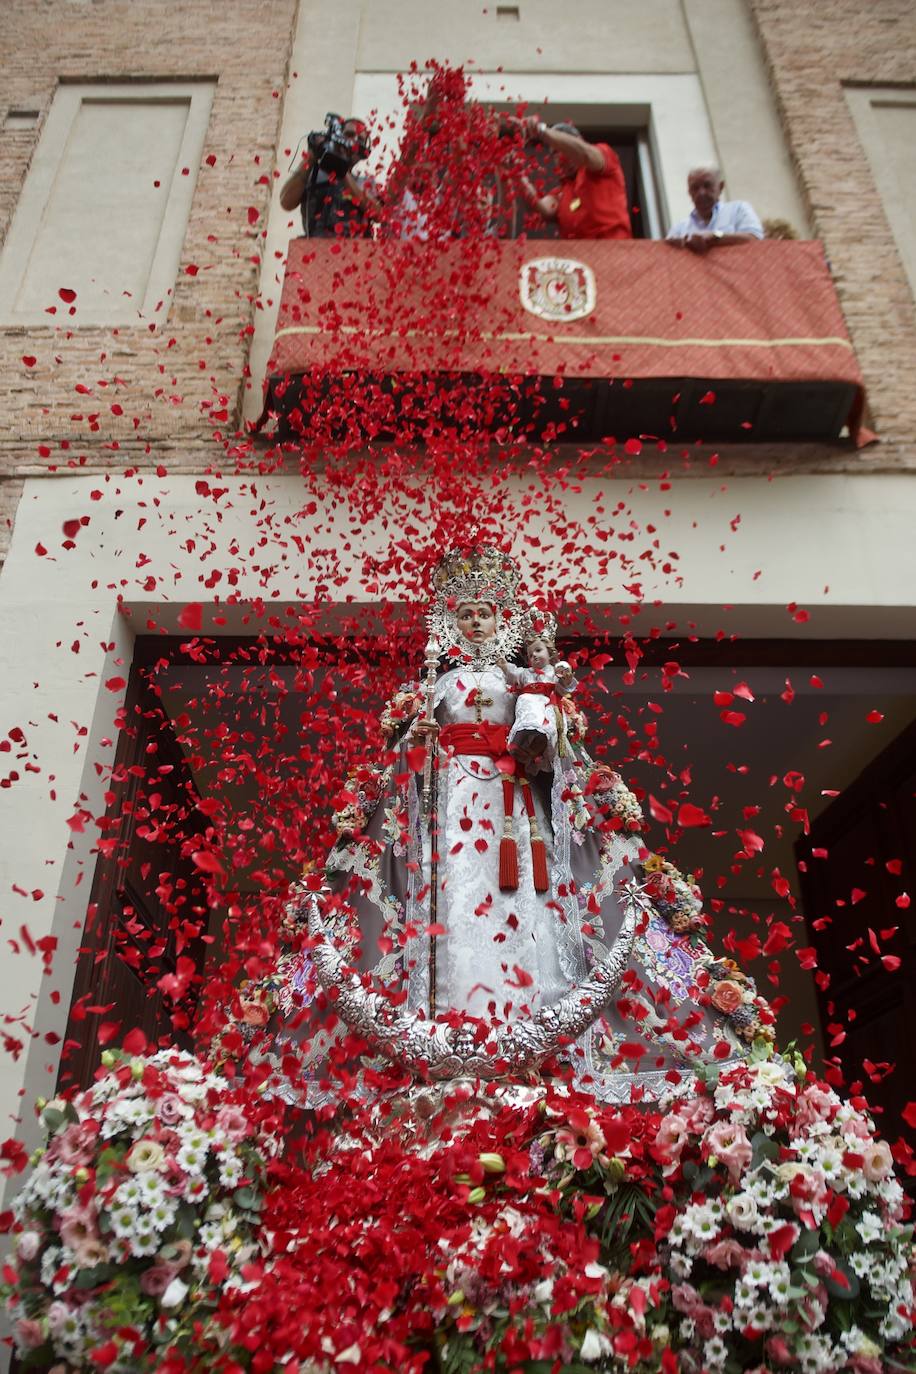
(667, 199), (764, 240)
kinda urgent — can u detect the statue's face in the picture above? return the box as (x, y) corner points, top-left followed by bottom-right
(456, 601), (497, 646)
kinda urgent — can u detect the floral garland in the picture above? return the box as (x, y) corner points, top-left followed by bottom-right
(3, 1051), (914, 1372)
(197, 1054), (916, 1373)
(1, 1050), (279, 1372)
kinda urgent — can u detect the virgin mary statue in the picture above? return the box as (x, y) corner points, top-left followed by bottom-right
(265, 549), (775, 1104)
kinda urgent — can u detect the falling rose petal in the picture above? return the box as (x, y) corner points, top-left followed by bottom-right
(58, 287), (77, 303)
(648, 794), (673, 825)
(677, 802), (710, 828)
(105, 676), (127, 692)
(886, 859), (903, 875)
(247, 206), (260, 225)
(866, 709), (884, 723)
(881, 955), (901, 972)
(763, 921), (792, 955)
(121, 1027), (148, 1055)
(177, 602), (203, 632)
(185, 264), (200, 276)
(61, 519), (82, 539)
(21, 356), (36, 367)
(96, 1020), (122, 1046)
(192, 849), (225, 876)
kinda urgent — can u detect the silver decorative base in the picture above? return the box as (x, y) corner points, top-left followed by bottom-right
(306, 892), (638, 1081)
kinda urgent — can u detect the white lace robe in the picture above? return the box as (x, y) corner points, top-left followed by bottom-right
(406, 665), (568, 1022)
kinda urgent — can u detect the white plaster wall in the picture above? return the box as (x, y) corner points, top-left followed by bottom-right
(1, 466), (915, 1172)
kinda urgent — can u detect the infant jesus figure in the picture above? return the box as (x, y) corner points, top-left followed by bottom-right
(498, 621), (577, 769)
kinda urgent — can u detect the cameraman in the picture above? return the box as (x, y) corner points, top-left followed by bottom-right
(279, 114), (374, 238)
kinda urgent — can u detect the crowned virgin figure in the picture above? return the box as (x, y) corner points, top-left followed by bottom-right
(263, 549), (775, 1104)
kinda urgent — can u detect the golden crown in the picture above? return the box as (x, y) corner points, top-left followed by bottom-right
(430, 547), (521, 604)
(428, 547), (527, 661)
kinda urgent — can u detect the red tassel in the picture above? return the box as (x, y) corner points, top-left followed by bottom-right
(530, 837), (549, 893)
(499, 835), (519, 891)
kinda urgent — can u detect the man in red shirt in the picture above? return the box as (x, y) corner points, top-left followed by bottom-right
(520, 120), (632, 240)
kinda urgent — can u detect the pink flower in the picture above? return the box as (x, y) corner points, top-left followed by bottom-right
(765, 1334), (796, 1365)
(861, 1139), (893, 1182)
(140, 1262), (181, 1298)
(156, 1093), (190, 1126)
(702, 1237), (748, 1270)
(17, 1229), (41, 1261)
(704, 1120), (753, 1182)
(72, 1237), (107, 1268)
(46, 1301), (71, 1336)
(842, 1113), (871, 1142)
(794, 1084), (835, 1131)
(555, 1114), (606, 1171)
(671, 1283), (703, 1316)
(216, 1106), (250, 1142)
(59, 1204), (99, 1253)
(798, 1284), (827, 1332)
(654, 1113), (688, 1160)
(679, 1094), (714, 1131)
(14, 1318), (45, 1350)
(54, 1120), (99, 1167)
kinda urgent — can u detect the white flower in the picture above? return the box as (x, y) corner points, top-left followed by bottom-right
(683, 1203), (718, 1242)
(218, 1153), (243, 1188)
(130, 1225), (160, 1257)
(766, 1262), (792, 1303)
(580, 1329), (613, 1362)
(532, 1277), (554, 1304)
(177, 1143), (208, 1176)
(110, 1206), (139, 1239)
(40, 1246), (63, 1287)
(148, 1199), (177, 1232)
(855, 1211), (883, 1245)
(704, 1336), (728, 1369)
(161, 1277), (189, 1309)
(726, 1192), (759, 1231)
(114, 1178), (144, 1208)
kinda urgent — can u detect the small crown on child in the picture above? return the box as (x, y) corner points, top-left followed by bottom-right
(526, 609), (558, 646)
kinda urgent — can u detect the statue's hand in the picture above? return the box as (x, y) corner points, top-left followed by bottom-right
(409, 718), (439, 745)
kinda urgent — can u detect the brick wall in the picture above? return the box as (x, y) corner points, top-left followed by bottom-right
(750, 0), (916, 457)
(0, 0), (297, 555)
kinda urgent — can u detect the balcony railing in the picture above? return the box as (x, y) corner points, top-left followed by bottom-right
(257, 239), (870, 447)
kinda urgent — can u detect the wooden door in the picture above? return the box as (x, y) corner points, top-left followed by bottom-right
(796, 718), (916, 1140)
(59, 660), (208, 1092)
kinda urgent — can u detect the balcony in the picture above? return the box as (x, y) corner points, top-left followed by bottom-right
(257, 239), (871, 448)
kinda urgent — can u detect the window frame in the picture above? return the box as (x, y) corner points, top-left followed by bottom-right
(0, 78), (215, 327)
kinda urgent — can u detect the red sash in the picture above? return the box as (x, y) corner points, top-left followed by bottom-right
(438, 722), (515, 773)
(435, 723), (548, 894)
